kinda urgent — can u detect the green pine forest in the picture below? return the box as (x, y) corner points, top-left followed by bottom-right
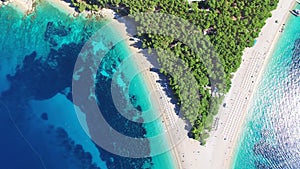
(70, 0), (279, 145)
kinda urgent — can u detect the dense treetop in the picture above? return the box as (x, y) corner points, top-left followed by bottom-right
(70, 0), (279, 144)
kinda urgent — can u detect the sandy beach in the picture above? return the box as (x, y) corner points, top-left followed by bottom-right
(9, 0), (33, 13)
(46, 0), (76, 15)
(8, 0), (186, 167)
(106, 17), (187, 168)
(5, 0), (297, 168)
(7, 0), (73, 14)
(188, 0), (297, 169)
(119, 0), (297, 168)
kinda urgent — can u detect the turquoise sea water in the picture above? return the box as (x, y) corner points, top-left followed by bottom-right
(0, 2), (175, 169)
(233, 4), (300, 169)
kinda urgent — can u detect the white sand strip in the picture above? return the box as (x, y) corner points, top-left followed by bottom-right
(109, 18), (186, 169)
(46, 0), (76, 15)
(9, 0), (33, 13)
(8, 0), (75, 15)
(187, 0), (297, 169)
(6, 0), (296, 168)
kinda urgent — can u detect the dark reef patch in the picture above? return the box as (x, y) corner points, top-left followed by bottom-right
(3, 42), (82, 100)
(54, 127), (101, 169)
(0, 11), (153, 168)
(41, 112), (48, 120)
(44, 21), (71, 47)
(1, 31), (152, 169)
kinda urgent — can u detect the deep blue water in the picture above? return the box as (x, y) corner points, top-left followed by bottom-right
(0, 2), (174, 169)
(233, 4), (300, 169)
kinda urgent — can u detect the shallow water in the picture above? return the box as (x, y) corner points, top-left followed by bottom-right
(233, 5), (300, 169)
(0, 2), (175, 169)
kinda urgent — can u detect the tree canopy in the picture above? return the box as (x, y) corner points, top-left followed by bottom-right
(70, 0), (279, 144)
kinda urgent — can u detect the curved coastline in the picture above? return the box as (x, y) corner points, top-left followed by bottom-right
(232, 2), (300, 168)
(0, 3), (110, 169)
(3, 0), (298, 168)
(172, 0), (297, 168)
(4, 0), (182, 168)
(230, 0), (297, 167)
(215, 0), (297, 168)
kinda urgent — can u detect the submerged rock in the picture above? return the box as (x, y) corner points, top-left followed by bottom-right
(41, 112), (48, 120)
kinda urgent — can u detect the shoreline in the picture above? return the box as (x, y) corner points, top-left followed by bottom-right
(7, 0), (115, 18)
(5, 0), (74, 15)
(3, 0), (297, 168)
(7, 0), (33, 13)
(229, 1), (297, 168)
(196, 0), (297, 169)
(121, 1), (299, 168)
(45, 0), (76, 15)
(106, 18), (186, 169)
(5, 0), (186, 168)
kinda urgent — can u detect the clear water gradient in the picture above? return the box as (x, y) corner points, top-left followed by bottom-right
(0, 2), (175, 169)
(233, 4), (300, 169)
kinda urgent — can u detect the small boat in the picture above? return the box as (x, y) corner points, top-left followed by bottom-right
(290, 9), (300, 16)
